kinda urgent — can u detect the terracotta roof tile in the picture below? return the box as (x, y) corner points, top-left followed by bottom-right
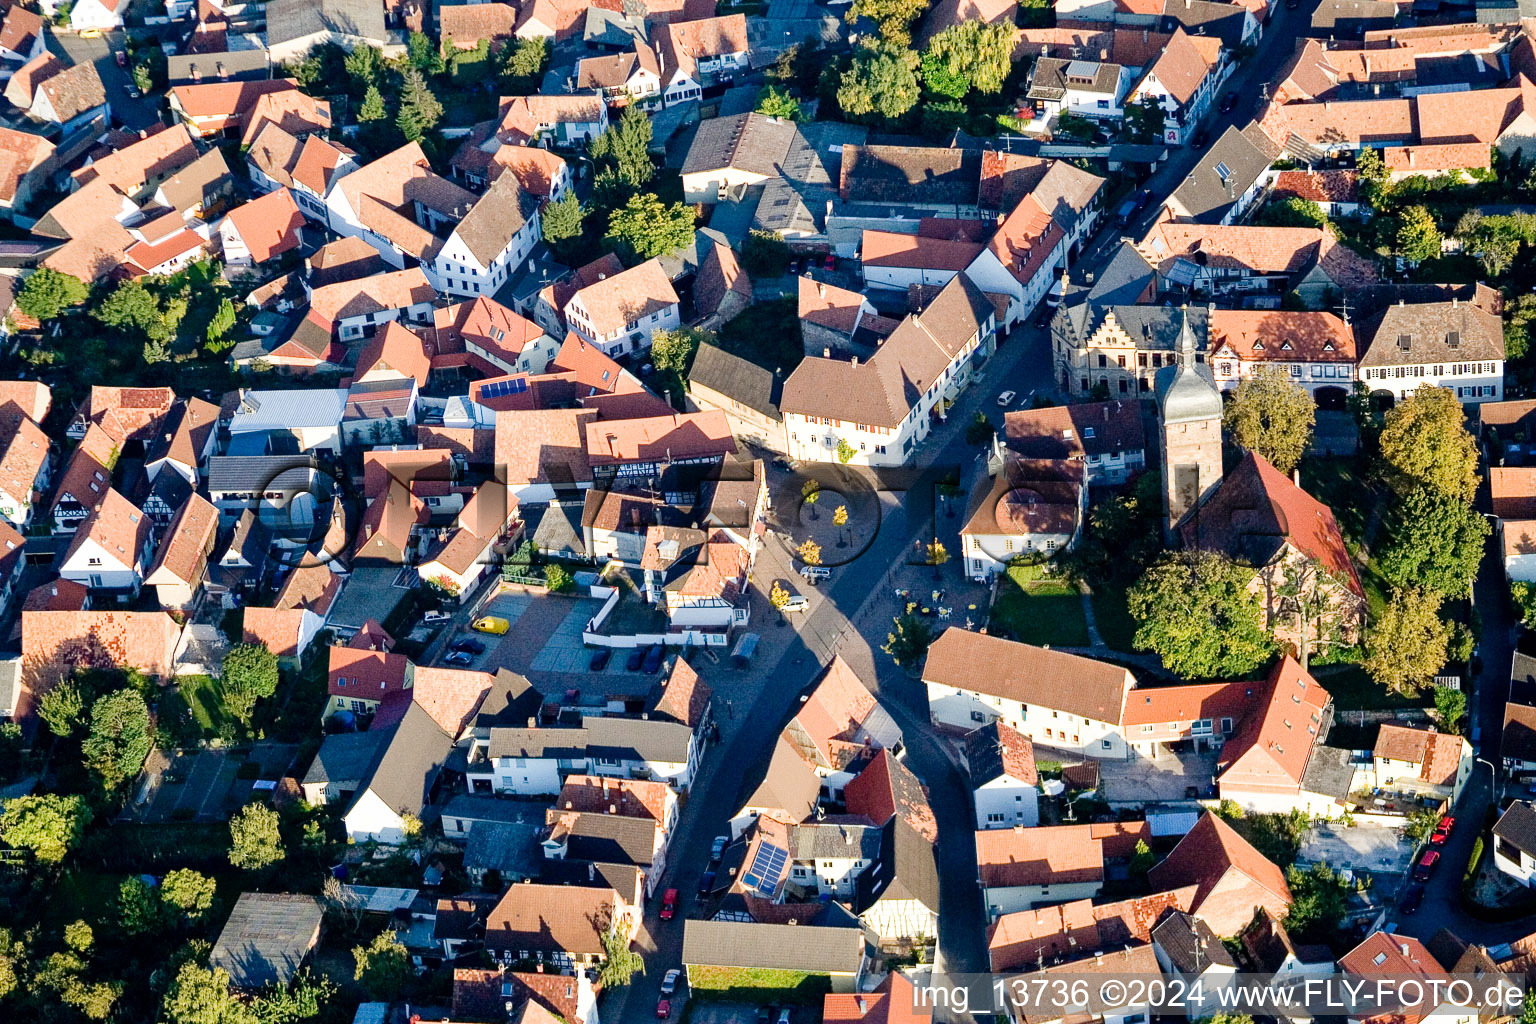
(1148, 812), (1292, 927)
(309, 267), (433, 325)
(223, 186), (304, 263)
(0, 413), (48, 507)
(441, 1), (518, 48)
(238, 86), (331, 147)
(584, 411), (736, 467)
(842, 747), (938, 842)
(409, 666), (494, 736)
(651, 656), (712, 728)
(1208, 309), (1356, 363)
(566, 258), (678, 336)
(485, 884), (618, 957)
(63, 487), (152, 570)
(922, 628), (1134, 725)
(144, 493), (217, 588)
(21, 610), (181, 715)
(976, 821), (1151, 887)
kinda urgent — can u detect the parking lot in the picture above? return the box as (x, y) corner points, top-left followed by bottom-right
(1297, 822), (1413, 876)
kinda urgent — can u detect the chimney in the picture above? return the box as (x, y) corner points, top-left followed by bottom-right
(609, 804), (617, 814)
(851, 355), (859, 367)
(823, 347), (831, 358)
(217, 62), (228, 80)
(527, 717), (536, 728)
(565, 801), (573, 809)
(817, 282), (825, 298)
(191, 64), (201, 83)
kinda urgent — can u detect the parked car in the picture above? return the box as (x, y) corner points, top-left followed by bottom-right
(1436, 815), (1455, 836)
(626, 647), (646, 671)
(823, 253), (836, 271)
(642, 644), (664, 673)
(422, 610), (451, 624)
(661, 969), (681, 997)
(451, 638), (486, 655)
(710, 836), (728, 862)
(472, 616), (509, 634)
(1400, 883), (1424, 914)
(781, 595), (810, 613)
(698, 870), (716, 894)
(1220, 94), (1237, 113)
(800, 566), (830, 584)
(777, 1010), (791, 1024)
(657, 999), (671, 1019)
(1412, 850), (1440, 881)
(114, 50), (127, 67)
(123, 84), (141, 99)
(659, 889), (678, 921)
(589, 648), (612, 671)
(997, 390), (1017, 406)
(758, 1009), (770, 1024)
(443, 651), (475, 667)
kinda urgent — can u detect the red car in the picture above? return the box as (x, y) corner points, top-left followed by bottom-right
(659, 888), (678, 921)
(657, 999), (671, 1019)
(1413, 850), (1440, 881)
(1429, 816), (1454, 845)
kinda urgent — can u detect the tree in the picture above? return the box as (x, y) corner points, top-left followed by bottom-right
(847, 0), (928, 44)
(344, 44), (383, 95)
(1357, 147), (1387, 185)
(499, 36), (548, 92)
(798, 539), (822, 566)
(161, 963), (257, 1024)
(838, 42), (920, 122)
(1284, 862), (1350, 943)
(965, 412), (994, 445)
(1130, 838), (1154, 876)
(883, 604), (934, 667)
(222, 643), (279, 727)
(161, 869), (217, 927)
(254, 968), (337, 1024)
(1364, 587), (1451, 694)
(1256, 196), (1328, 229)
(919, 52), (968, 99)
(924, 21), (1014, 96)
(406, 30), (443, 73)
(1395, 204), (1442, 265)
(1507, 292), (1536, 362)
(228, 803), (285, 871)
(541, 193), (585, 253)
(352, 928), (409, 1001)
(1515, 580), (1536, 629)
(0, 927), (24, 1000)
(598, 919), (643, 987)
(1380, 386), (1479, 500)
(205, 297), (236, 349)
(837, 438), (856, 464)
(603, 193), (694, 264)
(16, 268), (87, 321)
(93, 278), (180, 347)
(81, 689), (151, 791)
(64, 921), (92, 954)
(588, 106), (655, 194)
(755, 85), (802, 120)
(357, 85), (387, 124)
(802, 479), (821, 519)
(1128, 551), (1275, 679)
(741, 230), (790, 277)
(651, 326), (707, 377)
(1376, 486), (1490, 598)
(926, 539), (949, 570)
(37, 680), (84, 737)
(397, 66), (443, 142)
(544, 562), (574, 593)
(833, 506), (849, 528)
(119, 876), (165, 935)
(0, 794), (90, 863)
(132, 62), (152, 92)
(769, 580), (790, 621)
(1270, 560), (1353, 671)
(1216, 368), (1314, 475)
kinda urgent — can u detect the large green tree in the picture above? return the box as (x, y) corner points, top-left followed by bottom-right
(838, 42), (920, 122)
(1364, 587), (1451, 694)
(1379, 385), (1479, 500)
(1376, 486), (1489, 598)
(16, 268), (87, 321)
(1256, 196), (1328, 229)
(541, 193), (585, 256)
(499, 36), (549, 92)
(161, 963), (258, 1024)
(0, 794), (90, 863)
(352, 929), (410, 1001)
(755, 85), (802, 120)
(1395, 204), (1442, 265)
(1222, 366), (1316, 474)
(588, 105), (654, 197)
(396, 66), (443, 142)
(37, 680), (84, 738)
(93, 278), (183, 351)
(221, 643), (279, 727)
(81, 689), (152, 792)
(847, 0), (928, 46)
(228, 803), (285, 871)
(924, 20), (1014, 96)
(1284, 861), (1351, 943)
(1128, 551), (1276, 679)
(603, 193), (694, 264)
(161, 869), (218, 927)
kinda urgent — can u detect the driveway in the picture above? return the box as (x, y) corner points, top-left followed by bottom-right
(48, 30), (160, 133)
(1297, 823), (1412, 876)
(1100, 750), (1219, 805)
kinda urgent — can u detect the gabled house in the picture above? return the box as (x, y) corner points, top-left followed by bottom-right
(977, 821), (1152, 916)
(1124, 28), (1223, 145)
(682, 917), (866, 993)
(486, 884), (631, 969)
(342, 701), (456, 843)
(24, 59), (107, 133)
(655, 15), (750, 107)
(986, 887), (1196, 972)
(1208, 310), (1357, 397)
(495, 94), (609, 148)
(685, 342), (783, 452)
(960, 456), (1086, 578)
(1339, 933), (1471, 1024)
(209, 893), (323, 990)
(1166, 123), (1282, 225)
(1240, 907), (1335, 987)
(20, 609), (182, 708)
(0, 7), (46, 66)
(326, 642), (413, 720)
(309, 266), (435, 343)
(1148, 812), (1292, 937)
(639, 527), (750, 637)
(1025, 58), (1134, 131)
(1140, 222), (1379, 308)
(1365, 724), (1472, 801)
(416, 484), (516, 597)
(966, 721), (1040, 829)
(265, 0), (389, 63)
(242, 564), (344, 662)
(0, 128), (55, 221)
(560, 257), (680, 356)
(577, 44), (664, 109)
(1494, 801), (1536, 886)
(680, 112), (798, 204)
(998, 399), (1146, 485)
(838, 144), (981, 217)
(218, 186), (305, 270)
(468, 713), (702, 795)
(143, 493), (218, 610)
(58, 488), (155, 597)
(0, 411), (50, 529)
(143, 397), (219, 487)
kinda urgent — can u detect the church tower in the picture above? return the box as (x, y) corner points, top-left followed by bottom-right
(1155, 308), (1223, 542)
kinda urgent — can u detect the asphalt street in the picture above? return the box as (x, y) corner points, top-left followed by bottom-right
(47, 29), (161, 133)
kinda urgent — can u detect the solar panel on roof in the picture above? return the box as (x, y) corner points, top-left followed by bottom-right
(478, 377), (528, 399)
(743, 842), (788, 897)
(1215, 162), (1233, 181)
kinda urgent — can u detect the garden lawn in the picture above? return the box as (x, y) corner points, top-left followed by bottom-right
(1090, 581), (1139, 653)
(990, 578), (1091, 647)
(686, 966), (832, 1004)
(1312, 664), (1433, 711)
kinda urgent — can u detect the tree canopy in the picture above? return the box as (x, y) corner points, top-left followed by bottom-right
(924, 21), (1015, 96)
(1364, 587), (1451, 694)
(396, 66), (444, 142)
(1395, 204), (1442, 265)
(352, 929), (410, 1001)
(1128, 551), (1275, 679)
(838, 42), (920, 122)
(603, 193), (695, 264)
(588, 106), (655, 197)
(1222, 366), (1316, 474)
(846, 0), (928, 46)
(16, 268), (87, 322)
(1379, 386), (1480, 500)
(755, 85), (802, 120)
(221, 643), (279, 727)
(0, 794), (91, 864)
(81, 689), (152, 792)
(1376, 485), (1489, 598)
(1284, 861), (1351, 943)
(228, 803), (285, 871)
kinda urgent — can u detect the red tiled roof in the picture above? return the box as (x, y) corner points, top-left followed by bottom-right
(1374, 724), (1464, 786)
(356, 321), (432, 388)
(144, 493), (218, 586)
(1208, 309), (1356, 363)
(842, 747), (938, 842)
(584, 411), (736, 467)
(222, 186), (304, 263)
(327, 646), (410, 700)
(409, 666), (494, 736)
(1148, 812), (1292, 917)
(861, 230), (982, 271)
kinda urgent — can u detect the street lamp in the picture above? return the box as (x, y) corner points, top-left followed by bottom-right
(1477, 756), (1504, 808)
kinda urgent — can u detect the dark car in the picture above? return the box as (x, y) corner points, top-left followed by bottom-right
(451, 638), (486, 655)
(115, 50), (128, 67)
(642, 644), (665, 673)
(1400, 883), (1425, 914)
(1220, 94), (1238, 114)
(698, 870), (716, 894)
(823, 253), (836, 271)
(589, 648), (612, 671)
(443, 650), (475, 667)
(626, 647), (646, 671)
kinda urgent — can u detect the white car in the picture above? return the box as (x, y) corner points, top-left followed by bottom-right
(997, 391), (1016, 406)
(660, 970), (681, 996)
(782, 595), (810, 612)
